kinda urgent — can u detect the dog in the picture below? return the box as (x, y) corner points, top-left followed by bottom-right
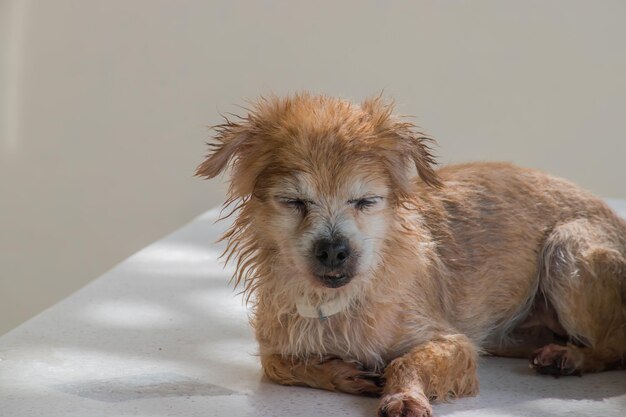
(196, 93), (626, 417)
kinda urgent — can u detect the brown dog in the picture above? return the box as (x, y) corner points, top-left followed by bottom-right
(196, 93), (626, 417)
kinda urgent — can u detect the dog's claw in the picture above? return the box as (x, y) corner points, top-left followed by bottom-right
(378, 392), (432, 417)
(354, 371), (380, 379)
(530, 344), (583, 378)
(326, 359), (384, 396)
(353, 372), (385, 387)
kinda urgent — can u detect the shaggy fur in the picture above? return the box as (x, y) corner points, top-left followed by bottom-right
(196, 93), (626, 417)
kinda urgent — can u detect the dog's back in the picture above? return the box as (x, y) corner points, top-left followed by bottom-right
(420, 162), (626, 373)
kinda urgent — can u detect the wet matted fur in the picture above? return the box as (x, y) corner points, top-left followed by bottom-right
(196, 93), (626, 417)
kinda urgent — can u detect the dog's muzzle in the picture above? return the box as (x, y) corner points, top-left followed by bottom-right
(312, 237), (355, 288)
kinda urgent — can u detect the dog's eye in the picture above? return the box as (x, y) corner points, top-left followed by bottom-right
(351, 197), (382, 211)
(278, 197), (308, 212)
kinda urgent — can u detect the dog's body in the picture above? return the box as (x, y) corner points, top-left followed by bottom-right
(197, 94), (626, 417)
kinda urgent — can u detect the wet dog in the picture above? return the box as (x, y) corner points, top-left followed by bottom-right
(196, 93), (626, 417)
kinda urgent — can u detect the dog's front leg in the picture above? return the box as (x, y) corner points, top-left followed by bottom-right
(261, 354), (383, 396)
(379, 334), (479, 417)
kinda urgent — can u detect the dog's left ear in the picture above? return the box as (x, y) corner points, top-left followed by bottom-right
(362, 97), (442, 192)
(388, 122), (442, 189)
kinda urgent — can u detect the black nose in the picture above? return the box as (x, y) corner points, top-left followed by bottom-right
(314, 238), (350, 268)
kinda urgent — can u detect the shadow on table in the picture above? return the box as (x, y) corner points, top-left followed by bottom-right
(5, 217), (625, 416)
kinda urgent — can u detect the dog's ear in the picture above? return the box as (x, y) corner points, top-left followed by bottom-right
(195, 116), (269, 199)
(361, 97), (442, 192)
(195, 118), (255, 179)
(388, 122), (442, 189)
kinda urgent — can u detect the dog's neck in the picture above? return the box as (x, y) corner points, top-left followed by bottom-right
(295, 295), (352, 320)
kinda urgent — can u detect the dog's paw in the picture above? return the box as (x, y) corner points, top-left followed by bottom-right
(530, 344), (583, 377)
(327, 358), (384, 396)
(378, 392), (432, 417)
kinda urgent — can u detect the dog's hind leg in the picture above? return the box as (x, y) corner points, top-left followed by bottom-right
(378, 334), (479, 417)
(530, 219), (626, 376)
(261, 354), (383, 396)
(485, 325), (564, 359)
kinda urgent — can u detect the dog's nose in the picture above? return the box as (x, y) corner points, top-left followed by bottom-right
(314, 238), (350, 268)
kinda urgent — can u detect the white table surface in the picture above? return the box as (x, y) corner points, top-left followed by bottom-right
(2, 201), (626, 417)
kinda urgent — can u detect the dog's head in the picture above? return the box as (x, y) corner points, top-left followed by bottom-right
(197, 93), (439, 298)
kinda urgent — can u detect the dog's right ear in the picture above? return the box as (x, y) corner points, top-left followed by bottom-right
(195, 118), (256, 180)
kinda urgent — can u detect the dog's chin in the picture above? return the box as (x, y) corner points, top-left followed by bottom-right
(315, 273), (353, 289)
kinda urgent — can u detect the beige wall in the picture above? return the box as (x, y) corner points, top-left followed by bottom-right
(1, 0), (625, 335)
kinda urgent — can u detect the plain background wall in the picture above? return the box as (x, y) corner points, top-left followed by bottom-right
(1, 0), (625, 335)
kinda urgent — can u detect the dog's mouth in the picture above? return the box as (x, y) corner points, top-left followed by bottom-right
(316, 272), (352, 288)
